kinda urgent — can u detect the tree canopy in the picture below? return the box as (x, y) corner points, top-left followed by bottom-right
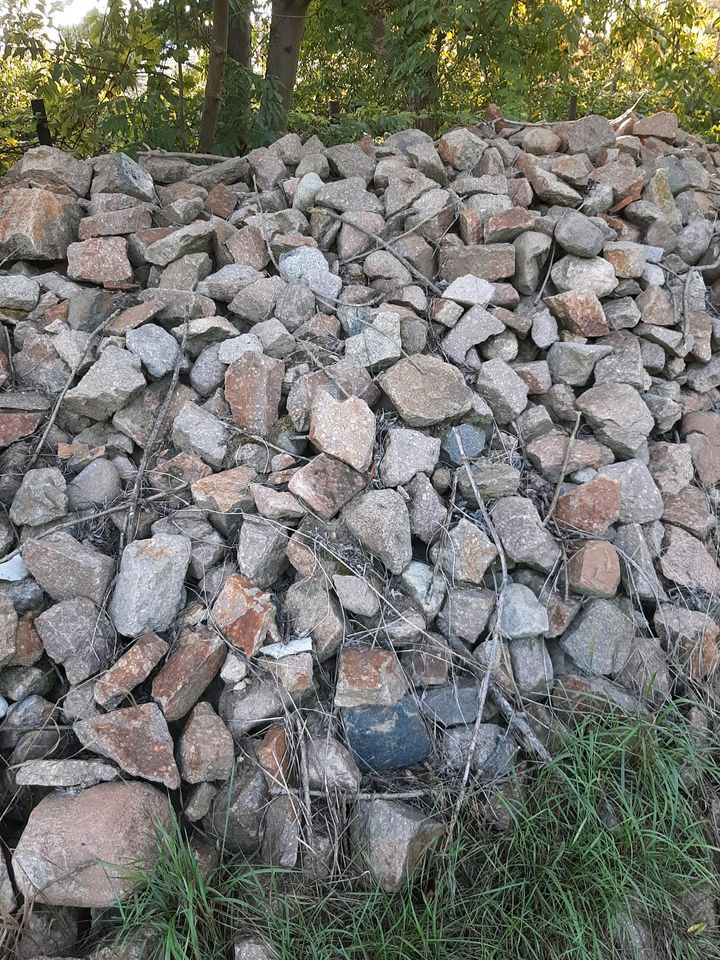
(1, 0), (719, 170)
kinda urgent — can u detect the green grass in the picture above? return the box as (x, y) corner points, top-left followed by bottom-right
(112, 708), (720, 960)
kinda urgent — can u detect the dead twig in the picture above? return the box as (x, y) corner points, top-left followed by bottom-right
(313, 208), (445, 297)
(27, 311), (120, 469)
(682, 250), (720, 343)
(1, 486), (189, 563)
(139, 148), (234, 163)
(118, 326), (187, 555)
(541, 411), (582, 527)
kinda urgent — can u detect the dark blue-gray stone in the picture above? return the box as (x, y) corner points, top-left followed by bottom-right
(342, 695), (433, 771)
(419, 682), (479, 727)
(440, 423), (486, 466)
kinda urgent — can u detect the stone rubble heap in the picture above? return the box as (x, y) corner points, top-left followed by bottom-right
(1, 106), (720, 946)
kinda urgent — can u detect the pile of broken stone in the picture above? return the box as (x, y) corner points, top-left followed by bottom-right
(1, 105), (720, 951)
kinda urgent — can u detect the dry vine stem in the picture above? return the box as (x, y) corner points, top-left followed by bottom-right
(443, 426), (510, 848)
(314, 208), (445, 296)
(27, 310), (120, 469)
(118, 325), (187, 554)
(541, 410), (582, 527)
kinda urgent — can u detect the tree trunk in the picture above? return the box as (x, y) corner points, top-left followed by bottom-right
(199, 0), (230, 151)
(228, 3), (252, 68)
(265, 0), (311, 113)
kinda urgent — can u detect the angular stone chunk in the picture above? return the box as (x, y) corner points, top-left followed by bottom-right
(380, 428), (440, 487)
(614, 523), (666, 604)
(527, 431), (613, 481)
(0, 597), (18, 667)
(75, 703), (180, 789)
(94, 632), (169, 708)
(0, 187), (80, 261)
(567, 540), (621, 598)
(152, 625), (226, 721)
(11, 781), (171, 907)
(598, 460), (664, 523)
(225, 353), (284, 437)
(67, 236), (133, 283)
(377, 355), (474, 428)
(284, 578), (344, 660)
(35, 598), (114, 684)
(15, 759), (118, 788)
(205, 760), (268, 853)
(654, 604), (720, 679)
(9, 467), (67, 527)
(237, 517), (288, 588)
(555, 475), (621, 534)
(497, 583), (549, 639)
(475, 358), (529, 424)
(171, 400), (229, 470)
(309, 392), (376, 472)
(438, 586), (495, 643)
(212, 574), (276, 656)
(178, 702), (234, 783)
(343, 695), (433, 771)
(351, 798), (443, 892)
(191, 465), (257, 536)
(64, 346), (146, 421)
(491, 497), (561, 573)
(22, 532), (114, 606)
(343, 489), (412, 574)
(335, 648), (408, 707)
(288, 454), (367, 520)
(430, 517), (498, 585)
(659, 526), (720, 595)
(550, 255), (618, 297)
(577, 384), (654, 459)
(560, 599), (633, 675)
(109, 534), (191, 636)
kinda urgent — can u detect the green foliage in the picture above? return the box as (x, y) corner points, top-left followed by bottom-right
(1, 0), (719, 171)
(112, 708), (719, 960)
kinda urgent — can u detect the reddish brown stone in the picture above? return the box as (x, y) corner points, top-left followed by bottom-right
(261, 652), (314, 698)
(257, 724), (289, 788)
(662, 486), (717, 539)
(78, 206), (152, 240)
(206, 183), (237, 219)
(177, 702), (234, 783)
(654, 605), (720, 680)
(526, 431), (614, 482)
(555, 475), (621, 534)
(74, 703), (180, 789)
(334, 648), (408, 707)
(659, 526), (720, 594)
(288, 453), (368, 520)
(633, 111), (678, 141)
(681, 411), (720, 487)
(67, 237), (133, 284)
(225, 353), (284, 437)
(212, 574), (276, 656)
(0, 186), (79, 261)
(484, 206), (538, 243)
(43, 300), (70, 324)
(106, 300), (163, 335)
(11, 612), (44, 666)
(459, 207), (482, 245)
(191, 464), (256, 536)
(545, 290), (609, 337)
(94, 632), (169, 709)
(567, 540), (621, 598)
(0, 411), (41, 449)
(226, 224), (270, 270)
(152, 625), (226, 722)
